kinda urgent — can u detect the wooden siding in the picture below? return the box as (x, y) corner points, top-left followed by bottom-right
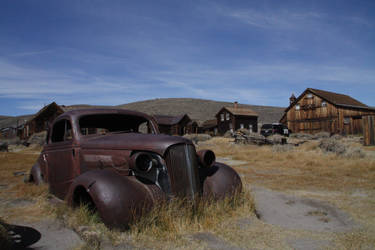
(285, 91), (375, 134)
(158, 116), (191, 136)
(363, 115), (375, 146)
(216, 108), (258, 135)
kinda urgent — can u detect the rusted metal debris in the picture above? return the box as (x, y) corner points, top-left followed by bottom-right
(27, 109), (242, 229)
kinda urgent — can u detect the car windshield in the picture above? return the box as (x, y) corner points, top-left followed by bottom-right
(79, 114), (155, 135)
(262, 124), (272, 129)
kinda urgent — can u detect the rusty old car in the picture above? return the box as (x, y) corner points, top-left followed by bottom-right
(28, 109), (242, 228)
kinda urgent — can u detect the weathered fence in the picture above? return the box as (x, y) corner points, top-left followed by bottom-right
(362, 115), (375, 146)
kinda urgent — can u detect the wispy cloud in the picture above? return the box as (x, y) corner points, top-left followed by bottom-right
(221, 8), (322, 30)
(9, 50), (53, 57)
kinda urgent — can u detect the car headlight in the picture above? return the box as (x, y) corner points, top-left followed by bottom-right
(197, 150), (216, 168)
(130, 152), (157, 172)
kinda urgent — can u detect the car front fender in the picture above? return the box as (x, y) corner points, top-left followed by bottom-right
(66, 169), (163, 229)
(200, 162), (242, 199)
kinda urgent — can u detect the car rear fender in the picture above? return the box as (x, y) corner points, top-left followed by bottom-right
(199, 162), (242, 199)
(66, 168), (163, 229)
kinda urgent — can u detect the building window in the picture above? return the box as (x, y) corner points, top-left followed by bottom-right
(295, 104), (300, 110)
(220, 113), (224, 121)
(306, 93), (313, 99)
(344, 117), (350, 125)
(229, 123), (233, 129)
(226, 113), (230, 121)
(321, 101), (327, 107)
(240, 124), (244, 129)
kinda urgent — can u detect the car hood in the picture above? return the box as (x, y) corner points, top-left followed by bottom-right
(80, 133), (193, 156)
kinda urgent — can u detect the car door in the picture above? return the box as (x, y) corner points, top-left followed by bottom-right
(44, 118), (79, 199)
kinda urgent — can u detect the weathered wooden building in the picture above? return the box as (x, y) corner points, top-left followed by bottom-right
(153, 114), (192, 136)
(216, 102), (258, 135)
(20, 102), (65, 139)
(0, 115), (34, 139)
(280, 88), (375, 135)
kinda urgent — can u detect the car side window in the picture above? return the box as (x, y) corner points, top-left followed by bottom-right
(51, 119), (73, 143)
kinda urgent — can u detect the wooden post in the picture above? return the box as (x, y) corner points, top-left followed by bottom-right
(362, 115), (375, 146)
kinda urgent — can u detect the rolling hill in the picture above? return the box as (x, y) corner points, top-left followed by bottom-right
(118, 98), (285, 124)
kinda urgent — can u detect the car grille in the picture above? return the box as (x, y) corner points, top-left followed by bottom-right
(164, 144), (200, 198)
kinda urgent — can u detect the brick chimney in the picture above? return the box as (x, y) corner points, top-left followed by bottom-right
(234, 101), (238, 109)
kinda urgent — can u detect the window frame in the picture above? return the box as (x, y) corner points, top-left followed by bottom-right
(51, 119), (74, 143)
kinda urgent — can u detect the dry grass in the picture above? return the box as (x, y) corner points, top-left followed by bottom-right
(129, 191), (253, 240)
(197, 137), (375, 249)
(198, 137), (375, 192)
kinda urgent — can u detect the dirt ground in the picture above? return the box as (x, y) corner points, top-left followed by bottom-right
(1, 136), (375, 249)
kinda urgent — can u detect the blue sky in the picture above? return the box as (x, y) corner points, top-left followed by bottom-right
(1, 0), (374, 116)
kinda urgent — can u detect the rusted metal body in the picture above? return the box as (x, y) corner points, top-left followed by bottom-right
(363, 115), (375, 146)
(29, 109), (242, 228)
(281, 88), (375, 134)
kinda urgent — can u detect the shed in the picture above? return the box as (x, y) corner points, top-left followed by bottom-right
(281, 88), (375, 134)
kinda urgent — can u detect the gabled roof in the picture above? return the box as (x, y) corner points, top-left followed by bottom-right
(32, 102), (64, 119)
(308, 88), (368, 108)
(216, 107), (258, 117)
(153, 114), (191, 126)
(285, 88), (375, 112)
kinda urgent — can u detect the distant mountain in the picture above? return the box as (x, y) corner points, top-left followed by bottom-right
(0, 115), (11, 120)
(118, 98), (285, 124)
(0, 115), (35, 129)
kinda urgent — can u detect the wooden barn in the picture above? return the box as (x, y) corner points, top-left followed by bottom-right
(280, 88), (375, 135)
(153, 114), (192, 136)
(216, 102), (258, 135)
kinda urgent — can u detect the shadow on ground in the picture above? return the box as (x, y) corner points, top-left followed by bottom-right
(1, 221), (41, 249)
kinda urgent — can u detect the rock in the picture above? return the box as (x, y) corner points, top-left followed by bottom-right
(189, 232), (243, 250)
(252, 187), (357, 232)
